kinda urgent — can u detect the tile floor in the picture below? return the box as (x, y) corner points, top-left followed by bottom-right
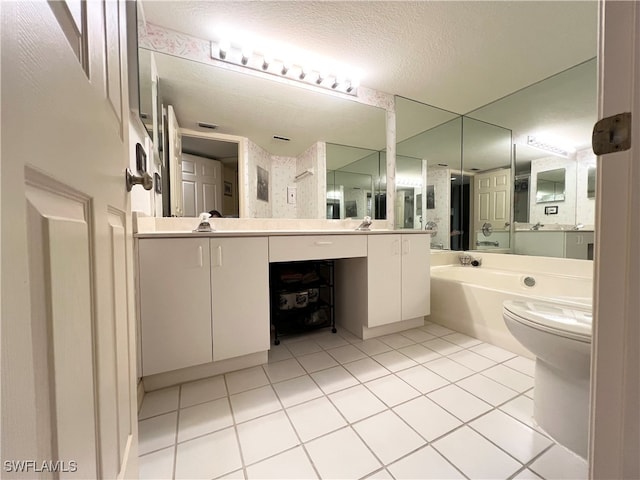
(138, 322), (588, 480)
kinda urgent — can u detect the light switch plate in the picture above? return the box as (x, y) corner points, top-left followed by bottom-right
(287, 186), (297, 204)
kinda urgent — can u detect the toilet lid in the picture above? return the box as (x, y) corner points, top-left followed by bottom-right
(503, 299), (592, 342)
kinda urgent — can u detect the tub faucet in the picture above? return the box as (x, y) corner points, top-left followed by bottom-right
(531, 222), (544, 230)
(356, 216), (372, 231)
(458, 253), (472, 266)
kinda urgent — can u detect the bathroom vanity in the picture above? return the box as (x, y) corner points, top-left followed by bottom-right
(135, 229), (431, 381)
(514, 230), (594, 259)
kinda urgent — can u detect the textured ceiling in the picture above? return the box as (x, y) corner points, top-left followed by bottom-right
(139, 1), (598, 171)
(140, 0), (597, 114)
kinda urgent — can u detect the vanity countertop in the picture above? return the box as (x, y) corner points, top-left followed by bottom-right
(135, 229), (435, 239)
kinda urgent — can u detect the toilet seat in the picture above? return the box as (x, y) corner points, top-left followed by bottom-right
(503, 300), (592, 343)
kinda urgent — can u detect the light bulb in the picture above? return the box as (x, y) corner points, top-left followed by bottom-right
(241, 46), (253, 65)
(262, 54), (272, 70)
(218, 39), (230, 59)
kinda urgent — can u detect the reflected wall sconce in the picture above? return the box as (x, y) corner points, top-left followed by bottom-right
(527, 136), (574, 158)
(210, 40), (359, 96)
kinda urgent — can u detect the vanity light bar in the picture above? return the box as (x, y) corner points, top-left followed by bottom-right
(210, 41), (359, 96)
(527, 136), (571, 158)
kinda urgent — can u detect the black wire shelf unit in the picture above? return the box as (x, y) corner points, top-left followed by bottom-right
(269, 260), (336, 345)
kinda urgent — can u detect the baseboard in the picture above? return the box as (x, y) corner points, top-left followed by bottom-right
(361, 317), (425, 340)
(142, 351), (268, 391)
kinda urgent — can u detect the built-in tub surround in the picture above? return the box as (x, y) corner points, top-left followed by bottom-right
(428, 252), (592, 357)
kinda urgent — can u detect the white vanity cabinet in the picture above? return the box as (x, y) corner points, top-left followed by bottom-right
(138, 238), (213, 376)
(138, 236), (270, 376)
(367, 234), (430, 327)
(210, 237), (269, 361)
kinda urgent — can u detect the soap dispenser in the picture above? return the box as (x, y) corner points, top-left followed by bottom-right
(193, 212), (214, 232)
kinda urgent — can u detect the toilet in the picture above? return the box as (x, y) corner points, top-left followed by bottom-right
(503, 299), (592, 458)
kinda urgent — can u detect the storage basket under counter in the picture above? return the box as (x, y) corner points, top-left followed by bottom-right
(269, 260), (336, 345)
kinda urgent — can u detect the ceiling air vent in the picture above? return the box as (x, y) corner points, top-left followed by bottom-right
(197, 122), (218, 130)
(273, 135), (291, 142)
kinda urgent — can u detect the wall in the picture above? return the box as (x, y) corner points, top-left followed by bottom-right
(246, 140), (272, 218)
(129, 113), (161, 216)
(296, 142), (326, 219)
(344, 187), (368, 219)
(223, 165), (238, 216)
(576, 147), (596, 227)
(246, 140), (326, 219)
(425, 167), (451, 248)
(271, 156), (297, 218)
(528, 148), (596, 227)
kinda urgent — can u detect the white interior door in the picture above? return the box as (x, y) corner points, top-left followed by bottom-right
(181, 153), (223, 217)
(2, 2), (138, 479)
(168, 105), (184, 216)
(589, 1), (640, 477)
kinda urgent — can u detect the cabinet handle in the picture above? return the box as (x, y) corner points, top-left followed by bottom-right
(197, 245), (203, 267)
(314, 241), (333, 246)
(403, 238), (411, 255)
(393, 239), (400, 255)
(212, 245), (223, 267)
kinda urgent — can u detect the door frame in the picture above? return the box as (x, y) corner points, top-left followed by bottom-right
(589, 1), (640, 477)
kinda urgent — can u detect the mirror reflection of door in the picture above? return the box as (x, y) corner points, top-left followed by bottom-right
(178, 135), (239, 218)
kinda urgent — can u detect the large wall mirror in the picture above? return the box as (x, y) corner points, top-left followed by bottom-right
(466, 58), (597, 259)
(394, 97), (513, 252)
(137, 34), (387, 219)
(326, 144), (385, 220)
(462, 117), (513, 251)
(395, 97), (462, 247)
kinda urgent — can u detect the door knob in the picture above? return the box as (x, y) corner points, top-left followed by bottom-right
(126, 142), (153, 192)
(126, 168), (153, 191)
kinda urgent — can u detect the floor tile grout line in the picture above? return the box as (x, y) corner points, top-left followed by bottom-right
(223, 373), (250, 480)
(138, 326), (569, 479)
(518, 443), (557, 480)
(171, 386), (181, 480)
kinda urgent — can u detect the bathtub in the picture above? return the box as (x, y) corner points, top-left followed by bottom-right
(428, 264), (593, 357)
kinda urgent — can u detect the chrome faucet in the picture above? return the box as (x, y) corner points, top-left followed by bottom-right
(458, 253), (472, 266)
(356, 216), (372, 231)
(193, 212), (214, 232)
(531, 222), (544, 230)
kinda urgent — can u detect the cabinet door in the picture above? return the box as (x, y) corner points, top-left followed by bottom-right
(210, 237), (270, 361)
(401, 234), (431, 320)
(367, 235), (402, 327)
(138, 238), (212, 376)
